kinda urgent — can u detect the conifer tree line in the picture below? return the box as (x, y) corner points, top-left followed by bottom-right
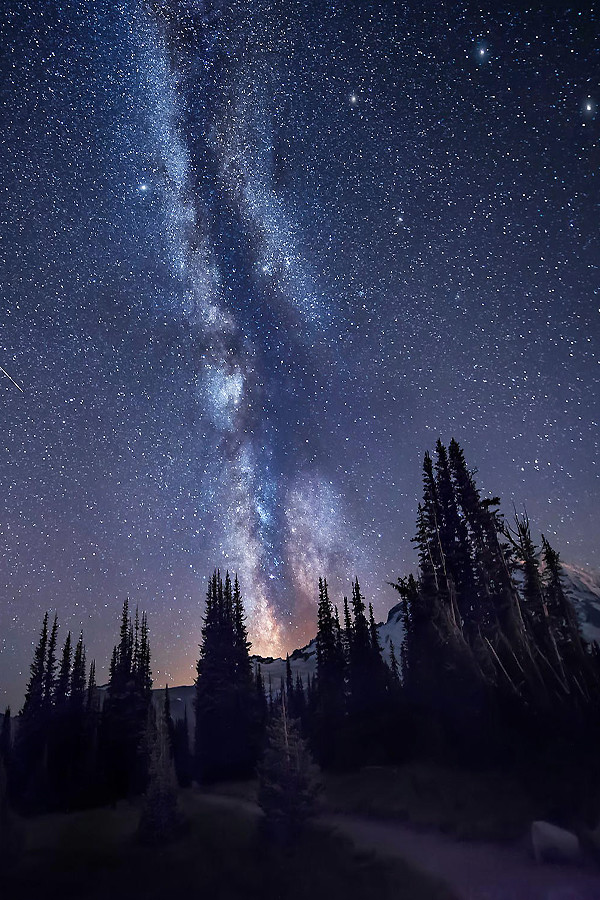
(3, 439), (599, 816)
(8, 613), (99, 810)
(393, 439), (600, 771)
(4, 600), (155, 811)
(308, 576), (401, 767)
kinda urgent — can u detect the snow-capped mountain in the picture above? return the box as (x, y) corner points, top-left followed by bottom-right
(561, 564), (600, 645)
(155, 563), (600, 722)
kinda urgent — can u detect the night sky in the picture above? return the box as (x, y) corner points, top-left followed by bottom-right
(1, 1), (598, 709)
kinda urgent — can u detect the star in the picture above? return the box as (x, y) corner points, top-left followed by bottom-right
(1, 0), (599, 709)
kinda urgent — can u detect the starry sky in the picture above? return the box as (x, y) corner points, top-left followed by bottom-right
(1, 0), (598, 709)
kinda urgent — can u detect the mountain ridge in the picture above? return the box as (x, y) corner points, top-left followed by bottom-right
(157, 562), (600, 723)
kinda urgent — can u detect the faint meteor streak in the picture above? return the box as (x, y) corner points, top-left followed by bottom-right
(0, 366), (24, 393)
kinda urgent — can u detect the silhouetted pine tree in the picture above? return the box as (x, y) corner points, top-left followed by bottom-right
(47, 632), (72, 805)
(541, 537), (592, 697)
(346, 580), (388, 720)
(348, 579), (369, 708)
(313, 578), (346, 766)
(448, 440), (525, 654)
(69, 634), (89, 796)
(101, 600), (152, 799)
(508, 514), (571, 705)
(54, 632), (71, 708)
(342, 595), (353, 658)
(79, 659), (100, 806)
(195, 570), (260, 782)
(398, 446), (519, 755)
(14, 614), (51, 806)
(43, 615), (58, 709)
(86, 660), (97, 713)
(71, 634), (87, 712)
(434, 439), (482, 639)
(258, 695), (320, 845)
(22, 614), (48, 722)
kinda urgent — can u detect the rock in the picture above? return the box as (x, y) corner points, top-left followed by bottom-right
(531, 820), (581, 865)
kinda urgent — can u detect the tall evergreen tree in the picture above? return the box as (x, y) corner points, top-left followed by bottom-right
(21, 613), (48, 721)
(54, 632), (72, 708)
(434, 439), (481, 637)
(348, 579), (377, 713)
(48, 632), (73, 806)
(448, 439), (524, 650)
(15, 614), (51, 806)
(509, 514), (568, 699)
(101, 600), (152, 799)
(258, 695), (320, 844)
(86, 660), (97, 712)
(313, 578), (346, 765)
(540, 536), (597, 706)
(195, 571), (260, 782)
(43, 615), (59, 708)
(71, 635), (87, 713)
(343, 595), (353, 658)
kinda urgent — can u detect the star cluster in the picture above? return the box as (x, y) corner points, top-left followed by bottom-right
(0, 1), (598, 708)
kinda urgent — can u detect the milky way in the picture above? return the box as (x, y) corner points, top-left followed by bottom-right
(1, 1), (598, 707)
(136, 0), (374, 652)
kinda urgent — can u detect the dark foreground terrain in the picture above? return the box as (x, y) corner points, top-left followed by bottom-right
(4, 785), (455, 900)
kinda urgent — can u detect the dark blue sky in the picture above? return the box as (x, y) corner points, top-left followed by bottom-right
(1, 0), (598, 708)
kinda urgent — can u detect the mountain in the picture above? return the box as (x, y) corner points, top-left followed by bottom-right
(561, 563), (600, 645)
(149, 563), (600, 723)
(3, 565), (598, 731)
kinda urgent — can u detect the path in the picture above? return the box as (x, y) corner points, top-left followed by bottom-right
(202, 792), (600, 900)
(324, 813), (600, 900)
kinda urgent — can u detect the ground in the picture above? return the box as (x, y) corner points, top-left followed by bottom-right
(206, 764), (600, 900)
(4, 786), (455, 900)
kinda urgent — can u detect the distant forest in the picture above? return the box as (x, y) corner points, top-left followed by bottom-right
(2, 440), (599, 828)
